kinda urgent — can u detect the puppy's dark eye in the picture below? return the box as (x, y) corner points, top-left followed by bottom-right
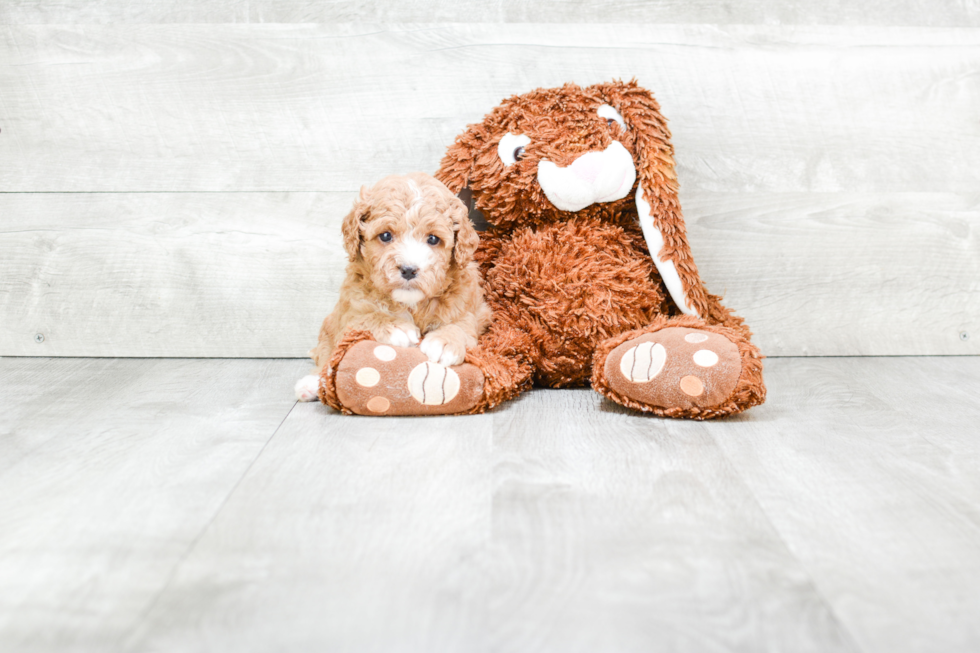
(513, 146), (525, 161)
(426, 235), (440, 246)
(378, 231), (393, 243)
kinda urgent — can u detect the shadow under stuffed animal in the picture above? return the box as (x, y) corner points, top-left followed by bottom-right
(321, 80), (765, 419)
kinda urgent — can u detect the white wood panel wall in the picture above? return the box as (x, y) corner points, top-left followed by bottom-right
(3, 1), (980, 26)
(1, 18), (978, 357)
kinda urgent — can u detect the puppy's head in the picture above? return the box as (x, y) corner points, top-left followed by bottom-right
(342, 173), (478, 306)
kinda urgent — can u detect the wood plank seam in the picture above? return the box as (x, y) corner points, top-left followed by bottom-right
(700, 425), (869, 653)
(119, 401), (298, 648)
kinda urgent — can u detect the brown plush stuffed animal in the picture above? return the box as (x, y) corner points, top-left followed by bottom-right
(321, 80), (765, 419)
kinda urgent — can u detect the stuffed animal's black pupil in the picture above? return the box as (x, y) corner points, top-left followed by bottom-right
(607, 118), (615, 126)
(427, 235), (440, 245)
(514, 146), (525, 160)
(379, 232), (392, 242)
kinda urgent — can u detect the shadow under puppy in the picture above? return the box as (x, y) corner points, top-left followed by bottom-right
(296, 172), (490, 403)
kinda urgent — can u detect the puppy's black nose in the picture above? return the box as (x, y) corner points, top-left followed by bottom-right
(399, 265), (419, 280)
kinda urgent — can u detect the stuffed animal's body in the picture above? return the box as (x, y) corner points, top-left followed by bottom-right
(321, 80), (765, 419)
(478, 216), (664, 387)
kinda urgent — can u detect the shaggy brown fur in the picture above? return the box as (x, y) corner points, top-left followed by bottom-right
(309, 172), (489, 378)
(432, 80), (766, 419)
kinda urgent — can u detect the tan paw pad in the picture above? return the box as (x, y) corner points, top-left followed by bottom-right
(366, 396), (390, 413)
(680, 375), (704, 396)
(693, 350), (719, 367)
(355, 367), (380, 387)
(407, 362), (460, 405)
(373, 345), (397, 361)
(619, 341), (667, 383)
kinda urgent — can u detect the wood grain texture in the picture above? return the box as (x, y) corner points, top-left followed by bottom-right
(707, 356), (980, 653)
(124, 400), (494, 653)
(0, 192), (351, 357)
(2, 23), (977, 358)
(487, 388), (858, 653)
(2, 0), (979, 26)
(0, 358), (300, 653)
(1, 24), (978, 194)
(686, 192), (980, 357)
(122, 386), (861, 653)
(3, 356), (980, 651)
(2, 191), (976, 358)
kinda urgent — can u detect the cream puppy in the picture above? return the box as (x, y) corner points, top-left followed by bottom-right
(295, 173), (490, 401)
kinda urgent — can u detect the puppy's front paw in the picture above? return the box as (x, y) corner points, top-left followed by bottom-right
(295, 374), (321, 402)
(420, 334), (466, 367)
(380, 324), (421, 348)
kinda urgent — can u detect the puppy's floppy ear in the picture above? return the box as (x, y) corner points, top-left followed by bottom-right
(603, 79), (711, 318)
(341, 185), (371, 262)
(450, 197), (479, 269)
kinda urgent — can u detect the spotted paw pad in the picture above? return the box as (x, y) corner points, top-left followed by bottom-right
(330, 340), (484, 416)
(407, 362), (461, 405)
(605, 327), (741, 409)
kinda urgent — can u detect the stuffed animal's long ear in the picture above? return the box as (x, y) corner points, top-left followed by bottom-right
(341, 185), (371, 262)
(437, 130), (493, 233)
(450, 197), (479, 268)
(611, 82), (711, 318)
(435, 136), (474, 195)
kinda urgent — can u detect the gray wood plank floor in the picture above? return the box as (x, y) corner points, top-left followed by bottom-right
(1, 356), (978, 652)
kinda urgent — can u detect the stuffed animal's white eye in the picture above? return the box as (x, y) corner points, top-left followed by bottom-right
(597, 104), (626, 129)
(498, 132), (531, 166)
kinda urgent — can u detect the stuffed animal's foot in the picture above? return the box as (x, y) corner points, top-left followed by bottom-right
(593, 321), (765, 419)
(324, 340), (485, 416)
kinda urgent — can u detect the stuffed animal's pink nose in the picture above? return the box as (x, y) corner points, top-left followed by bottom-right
(570, 154), (602, 183)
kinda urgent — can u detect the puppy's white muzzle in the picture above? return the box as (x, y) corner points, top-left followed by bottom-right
(390, 236), (435, 306)
(536, 141), (636, 212)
